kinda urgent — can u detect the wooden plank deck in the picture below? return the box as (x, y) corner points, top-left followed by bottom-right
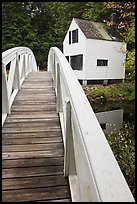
(2, 71), (71, 202)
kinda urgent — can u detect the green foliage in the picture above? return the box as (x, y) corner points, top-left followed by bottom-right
(125, 49), (135, 82)
(103, 2), (135, 81)
(106, 122), (135, 198)
(85, 82), (135, 102)
(2, 2), (135, 75)
(128, 90), (135, 101)
(82, 2), (110, 22)
(2, 2), (88, 69)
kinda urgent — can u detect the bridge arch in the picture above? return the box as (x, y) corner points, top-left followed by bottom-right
(2, 47), (37, 125)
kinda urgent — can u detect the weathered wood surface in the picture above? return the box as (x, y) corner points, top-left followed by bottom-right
(2, 71), (71, 202)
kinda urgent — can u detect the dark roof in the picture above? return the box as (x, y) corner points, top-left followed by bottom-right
(74, 18), (122, 42)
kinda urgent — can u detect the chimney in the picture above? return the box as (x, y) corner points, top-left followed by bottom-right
(108, 5), (119, 37)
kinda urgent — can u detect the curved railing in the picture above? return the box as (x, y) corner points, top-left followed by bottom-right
(48, 47), (134, 202)
(2, 47), (38, 125)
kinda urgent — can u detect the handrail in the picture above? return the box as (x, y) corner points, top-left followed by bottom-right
(47, 47), (135, 202)
(2, 47), (38, 126)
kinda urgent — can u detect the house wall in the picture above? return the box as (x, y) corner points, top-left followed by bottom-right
(85, 39), (126, 80)
(63, 19), (86, 79)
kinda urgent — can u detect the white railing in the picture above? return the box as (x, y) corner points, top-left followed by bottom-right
(2, 47), (38, 126)
(48, 47), (135, 202)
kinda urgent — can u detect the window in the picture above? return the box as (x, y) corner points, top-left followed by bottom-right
(97, 59), (108, 66)
(69, 31), (71, 44)
(66, 56), (69, 62)
(70, 54), (83, 70)
(72, 29), (78, 43)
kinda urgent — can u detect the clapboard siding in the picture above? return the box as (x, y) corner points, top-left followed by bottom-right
(63, 18), (86, 79)
(85, 39), (126, 79)
(63, 18), (126, 81)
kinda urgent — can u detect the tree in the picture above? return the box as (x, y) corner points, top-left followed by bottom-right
(2, 2), (88, 69)
(103, 2), (135, 82)
(82, 2), (110, 22)
(2, 2), (36, 51)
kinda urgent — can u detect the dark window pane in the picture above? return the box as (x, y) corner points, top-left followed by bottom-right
(97, 59), (108, 66)
(69, 31), (71, 44)
(72, 29), (78, 43)
(66, 56), (69, 62)
(70, 54), (83, 70)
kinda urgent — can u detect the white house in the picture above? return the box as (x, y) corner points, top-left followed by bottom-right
(63, 18), (127, 85)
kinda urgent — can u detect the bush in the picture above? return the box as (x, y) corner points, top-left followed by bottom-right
(106, 122), (135, 198)
(85, 82), (135, 102)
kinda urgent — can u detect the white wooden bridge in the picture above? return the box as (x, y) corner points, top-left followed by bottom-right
(2, 47), (135, 202)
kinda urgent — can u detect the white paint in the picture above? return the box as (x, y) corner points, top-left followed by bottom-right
(63, 18), (127, 81)
(63, 18), (86, 80)
(69, 175), (80, 202)
(2, 47), (38, 126)
(85, 39), (126, 79)
(47, 47), (135, 202)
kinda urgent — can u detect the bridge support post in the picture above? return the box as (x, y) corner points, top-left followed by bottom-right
(56, 64), (62, 113)
(64, 98), (76, 177)
(83, 80), (87, 85)
(53, 53), (56, 89)
(21, 52), (27, 79)
(64, 98), (71, 176)
(2, 63), (10, 114)
(13, 53), (21, 90)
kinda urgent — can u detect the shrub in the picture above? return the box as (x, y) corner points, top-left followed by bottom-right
(106, 122), (135, 198)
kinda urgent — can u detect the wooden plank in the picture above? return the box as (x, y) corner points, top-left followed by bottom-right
(2, 165), (64, 178)
(2, 149), (63, 159)
(21, 86), (53, 89)
(10, 106), (56, 112)
(2, 71), (71, 202)
(2, 143), (63, 152)
(13, 100), (56, 104)
(2, 186), (70, 202)
(2, 131), (62, 138)
(2, 157), (64, 168)
(4, 116), (59, 121)
(21, 85), (53, 89)
(6, 113), (58, 119)
(2, 126), (61, 133)
(15, 89), (55, 94)
(3, 175), (68, 190)
(4, 118), (59, 126)
(9, 110), (57, 115)
(2, 137), (62, 145)
(15, 95), (55, 100)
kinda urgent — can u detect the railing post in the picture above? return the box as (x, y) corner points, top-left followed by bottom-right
(26, 53), (29, 76)
(64, 98), (71, 176)
(22, 52), (27, 78)
(53, 53), (56, 89)
(13, 53), (21, 90)
(56, 63), (62, 113)
(2, 63), (10, 114)
(28, 54), (31, 73)
(64, 98), (77, 178)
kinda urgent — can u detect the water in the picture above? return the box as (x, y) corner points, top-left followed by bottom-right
(90, 100), (135, 130)
(95, 108), (123, 134)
